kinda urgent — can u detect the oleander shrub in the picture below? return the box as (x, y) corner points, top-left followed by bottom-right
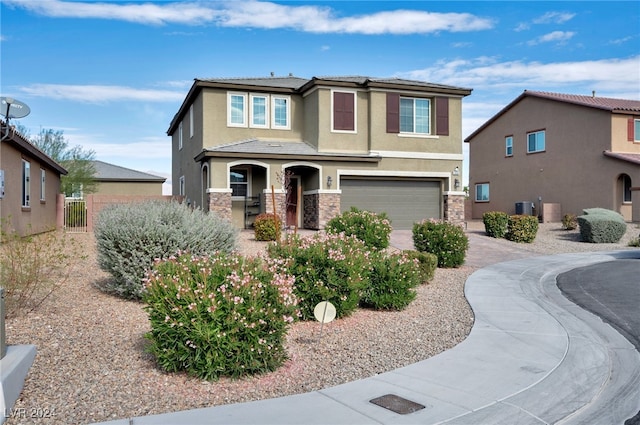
(360, 251), (421, 311)
(561, 213), (578, 230)
(506, 215), (539, 243)
(326, 207), (392, 250)
(412, 219), (469, 268)
(254, 213), (282, 242)
(95, 200), (237, 299)
(577, 208), (626, 243)
(402, 250), (438, 283)
(143, 252), (298, 380)
(267, 232), (370, 320)
(482, 211), (509, 238)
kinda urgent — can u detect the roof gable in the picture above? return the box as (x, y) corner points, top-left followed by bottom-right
(92, 160), (166, 182)
(1, 121), (67, 175)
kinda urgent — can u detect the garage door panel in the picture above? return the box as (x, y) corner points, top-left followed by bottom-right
(340, 179), (441, 230)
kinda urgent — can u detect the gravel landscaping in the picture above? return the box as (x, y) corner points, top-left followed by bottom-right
(5, 221), (639, 424)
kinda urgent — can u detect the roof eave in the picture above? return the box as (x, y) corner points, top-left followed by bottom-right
(195, 150), (381, 163)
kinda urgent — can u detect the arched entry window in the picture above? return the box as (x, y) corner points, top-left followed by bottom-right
(201, 163), (209, 211)
(622, 174), (632, 203)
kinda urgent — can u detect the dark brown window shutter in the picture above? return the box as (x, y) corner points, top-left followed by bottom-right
(629, 118), (635, 142)
(435, 97), (449, 136)
(334, 92), (354, 131)
(386, 93), (399, 133)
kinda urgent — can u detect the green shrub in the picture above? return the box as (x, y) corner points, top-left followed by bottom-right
(325, 207), (392, 250)
(482, 211), (509, 238)
(577, 208), (626, 243)
(143, 252), (298, 380)
(254, 213), (282, 241)
(562, 213), (578, 230)
(360, 251), (420, 310)
(412, 219), (468, 268)
(94, 200), (237, 299)
(506, 215), (539, 243)
(629, 235), (640, 247)
(402, 250), (438, 283)
(267, 232), (370, 320)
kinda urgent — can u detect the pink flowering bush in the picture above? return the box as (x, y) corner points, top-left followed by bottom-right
(142, 252), (299, 380)
(326, 207), (392, 250)
(360, 251), (421, 310)
(413, 219), (468, 268)
(267, 232), (370, 320)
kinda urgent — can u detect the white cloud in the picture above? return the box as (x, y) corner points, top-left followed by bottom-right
(6, 0), (495, 34)
(528, 31), (576, 45)
(19, 84), (185, 103)
(533, 12), (576, 25)
(399, 55), (640, 96)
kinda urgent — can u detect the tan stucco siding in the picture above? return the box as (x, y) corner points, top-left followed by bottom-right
(1, 143), (61, 235)
(303, 90), (320, 148)
(95, 181), (164, 196)
(611, 114), (640, 153)
(313, 88), (370, 154)
(469, 97), (638, 220)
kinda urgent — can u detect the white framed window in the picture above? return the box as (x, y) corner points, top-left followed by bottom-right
(230, 168), (249, 198)
(250, 94), (269, 128)
(178, 122), (183, 150)
(227, 92), (247, 127)
(400, 97), (430, 135)
(527, 130), (545, 153)
(40, 168), (46, 201)
(22, 159), (30, 207)
(505, 136), (513, 157)
(179, 175), (185, 196)
(475, 183), (489, 202)
(271, 95), (290, 129)
(189, 105), (194, 137)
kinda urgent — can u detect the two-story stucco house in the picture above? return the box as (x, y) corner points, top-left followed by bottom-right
(1, 121), (67, 236)
(168, 75), (472, 230)
(465, 91), (640, 222)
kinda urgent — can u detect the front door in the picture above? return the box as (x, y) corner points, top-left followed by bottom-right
(286, 176), (299, 227)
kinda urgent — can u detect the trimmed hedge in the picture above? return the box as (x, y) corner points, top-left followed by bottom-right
(482, 211), (509, 238)
(325, 207), (392, 250)
(412, 219), (468, 268)
(577, 208), (626, 243)
(506, 215), (538, 243)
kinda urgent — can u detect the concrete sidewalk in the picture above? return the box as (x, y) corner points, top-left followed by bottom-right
(97, 247), (640, 425)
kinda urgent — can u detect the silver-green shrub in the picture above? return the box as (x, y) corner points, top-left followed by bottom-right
(95, 200), (237, 299)
(577, 208), (626, 243)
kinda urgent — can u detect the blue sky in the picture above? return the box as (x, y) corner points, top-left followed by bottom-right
(1, 0), (639, 194)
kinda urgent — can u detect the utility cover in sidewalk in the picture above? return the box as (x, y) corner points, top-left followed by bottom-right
(369, 394), (426, 414)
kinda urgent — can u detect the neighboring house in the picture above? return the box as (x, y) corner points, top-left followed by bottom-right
(91, 160), (166, 196)
(167, 75), (471, 229)
(0, 121), (67, 236)
(465, 91), (640, 222)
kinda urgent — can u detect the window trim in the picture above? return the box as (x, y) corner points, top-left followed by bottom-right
(399, 96), (431, 135)
(178, 122), (183, 150)
(331, 90), (357, 133)
(271, 95), (291, 130)
(22, 159), (31, 208)
(505, 135), (513, 157)
(250, 94), (269, 128)
(634, 119), (640, 143)
(189, 105), (194, 138)
(475, 182), (489, 202)
(227, 92), (248, 128)
(527, 129), (546, 154)
(40, 168), (46, 202)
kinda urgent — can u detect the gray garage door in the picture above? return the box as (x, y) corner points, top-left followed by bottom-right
(340, 178), (441, 230)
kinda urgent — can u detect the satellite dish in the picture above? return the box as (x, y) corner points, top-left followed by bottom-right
(1, 97), (31, 119)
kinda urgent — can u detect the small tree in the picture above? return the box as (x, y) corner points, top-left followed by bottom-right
(31, 128), (98, 196)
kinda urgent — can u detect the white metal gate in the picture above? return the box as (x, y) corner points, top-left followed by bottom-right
(64, 199), (88, 232)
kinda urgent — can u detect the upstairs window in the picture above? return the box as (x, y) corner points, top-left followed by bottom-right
(635, 119), (640, 142)
(271, 96), (290, 129)
(178, 122), (183, 150)
(475, 183), (489, 202)
(505, 136), (513, 156)
(400, 97), (430, 134)
(22, 159), (30, 207)
(332, 91), (355, 132)
(189, 105), (194, 137)
(228, 93), (247, 127)
(250, 94), (268, 128)
(527, 130), (545, 153)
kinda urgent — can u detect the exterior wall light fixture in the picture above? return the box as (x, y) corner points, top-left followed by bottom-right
(327, 176), (333, 188)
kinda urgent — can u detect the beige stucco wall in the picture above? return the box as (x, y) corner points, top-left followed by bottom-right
(94, 181), (164, 196)
(468, 97), (639, 221)
(611, 114), (640, 153)
(1, 142), (61, 235)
